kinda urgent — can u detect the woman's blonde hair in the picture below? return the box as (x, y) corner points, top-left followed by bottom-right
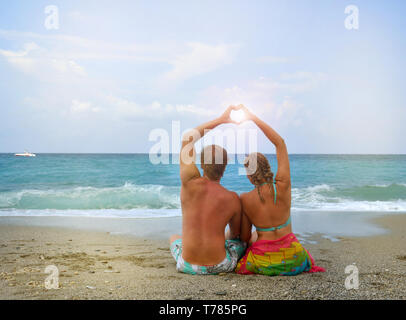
(244, 152), (274, 202)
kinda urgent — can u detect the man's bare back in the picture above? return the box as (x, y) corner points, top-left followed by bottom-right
(181, 177), (241, 265)
(169, 107), (246, 274)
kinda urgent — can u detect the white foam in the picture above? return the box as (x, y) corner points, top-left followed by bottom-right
(291, 199), (406, 212)
(0, 182), (181, 210)
(0, 208), (182, 219)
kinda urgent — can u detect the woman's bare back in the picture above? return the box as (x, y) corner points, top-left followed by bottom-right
(241, 180), (292, 241)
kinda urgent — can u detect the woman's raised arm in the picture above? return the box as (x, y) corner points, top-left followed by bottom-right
(239, 105), (291, 184)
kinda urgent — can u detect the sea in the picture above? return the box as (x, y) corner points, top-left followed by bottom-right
(0, 154), (405, 239)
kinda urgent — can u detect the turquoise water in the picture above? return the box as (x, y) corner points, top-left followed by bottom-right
(0, 154), (405, 218)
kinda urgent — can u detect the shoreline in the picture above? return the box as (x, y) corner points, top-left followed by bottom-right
(0, 214), (405, 299)
(0, 209), (399, 241)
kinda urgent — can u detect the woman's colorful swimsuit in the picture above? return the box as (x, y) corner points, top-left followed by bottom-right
(235, 233), (325, 276)
(254, 181), (291, 232)
(236, 181), (325, 276)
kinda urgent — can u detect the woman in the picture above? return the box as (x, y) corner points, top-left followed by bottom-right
(235, 105), (325, 276)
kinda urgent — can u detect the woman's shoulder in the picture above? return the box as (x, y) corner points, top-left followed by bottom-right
(239, 190), (257, 205)
(240, 188), (256, 197)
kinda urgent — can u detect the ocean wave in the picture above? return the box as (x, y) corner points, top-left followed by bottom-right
(0, 208), (181, 219)
(0, 182), (405, 213)
(0, 183), (180, 210)
(292, 183), (406, 211)
(291, 199), (406, 212)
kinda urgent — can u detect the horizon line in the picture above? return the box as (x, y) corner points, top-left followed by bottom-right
(1, 152), (405, 156)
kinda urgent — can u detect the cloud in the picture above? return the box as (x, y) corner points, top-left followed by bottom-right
(171, 104), (217, 117)
(103, 95), (148, 120)
(70, 100), (99, 113)
(279, 71), (327, 92)
(73, 95), (218, 123)
(0, 29), (169, 63)
(0, 31), (227, 124)
(0, 41), (87, 79)
(0, 42), (39, 72)
(67, 11), (87, 22)
(162, 42), (240, 83)
(255, 56), (290, 64)
(0, 29), (240, 84)
(51, 60), (86, 77)
(196, 71), (327, 127)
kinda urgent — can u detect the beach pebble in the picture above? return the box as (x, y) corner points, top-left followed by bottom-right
(104, 269), (120, 273)
(231, 284), (236, 287)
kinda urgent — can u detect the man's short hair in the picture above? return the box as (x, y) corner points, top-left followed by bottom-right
(200, 145), (228, 181)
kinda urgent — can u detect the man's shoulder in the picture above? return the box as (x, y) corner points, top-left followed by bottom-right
(182, 177), (206, 189)
(219, 188), (241, 207)
(226, 189), (240, 201)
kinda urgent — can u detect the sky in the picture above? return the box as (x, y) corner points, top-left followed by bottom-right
(0, 0), (405, 154)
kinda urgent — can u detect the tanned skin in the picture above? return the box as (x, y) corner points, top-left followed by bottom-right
(238, 105), (292, 244)
(169, 106), (242, 265)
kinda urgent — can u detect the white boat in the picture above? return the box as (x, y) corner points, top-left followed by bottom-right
(15, 151), (36, 157)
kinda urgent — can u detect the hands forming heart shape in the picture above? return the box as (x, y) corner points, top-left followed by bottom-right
(230, 109), (246, 124)
(220, 104), (252, 124)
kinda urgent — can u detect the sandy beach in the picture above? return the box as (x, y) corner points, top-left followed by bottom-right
(0, 214), (405, 300)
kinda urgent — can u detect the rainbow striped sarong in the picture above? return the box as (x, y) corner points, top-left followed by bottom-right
(235, 233), (325, 276)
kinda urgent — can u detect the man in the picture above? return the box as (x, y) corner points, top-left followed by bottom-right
(169, 106), (246, 275)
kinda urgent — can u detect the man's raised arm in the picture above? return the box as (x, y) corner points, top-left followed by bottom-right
(179, 106), (237, 185)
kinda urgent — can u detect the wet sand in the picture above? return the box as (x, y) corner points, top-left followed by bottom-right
(0, 214), (405, 300)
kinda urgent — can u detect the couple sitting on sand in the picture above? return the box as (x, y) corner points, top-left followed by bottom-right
(169, 105), (325, 276)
